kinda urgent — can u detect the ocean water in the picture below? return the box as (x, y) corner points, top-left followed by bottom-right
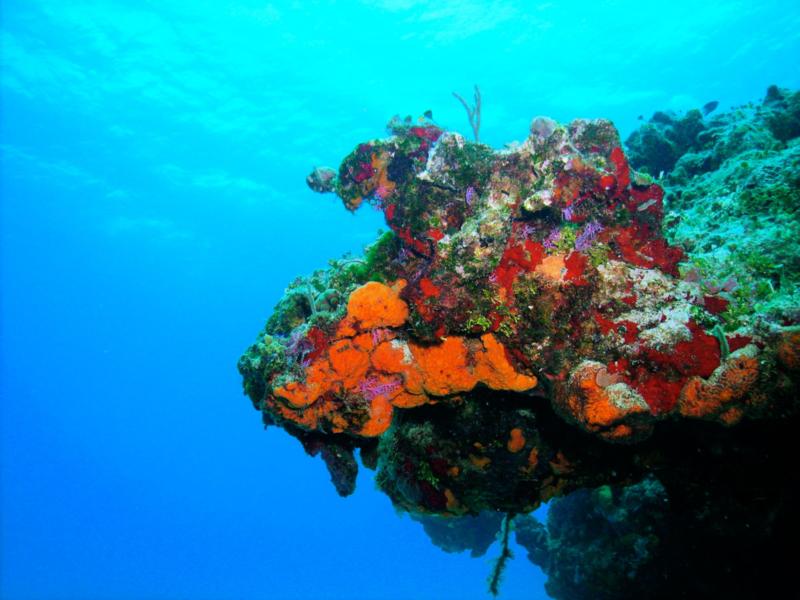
(2, 1), (799, 599)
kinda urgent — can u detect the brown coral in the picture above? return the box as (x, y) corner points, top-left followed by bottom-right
(678, 345), (760, 425)
(556, 361), (653, 442)
(776, 328), (800, 371)
(507, 428), (526, 453)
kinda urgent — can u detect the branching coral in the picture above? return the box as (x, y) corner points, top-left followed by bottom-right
(453, 84), (482, 142)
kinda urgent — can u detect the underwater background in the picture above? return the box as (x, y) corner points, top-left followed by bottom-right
(2, 1), (799, 599)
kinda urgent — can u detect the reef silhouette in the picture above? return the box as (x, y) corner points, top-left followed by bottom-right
(239, 87), (799, 598)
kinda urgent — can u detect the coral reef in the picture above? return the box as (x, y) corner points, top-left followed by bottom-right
(238, 89), (800, 597)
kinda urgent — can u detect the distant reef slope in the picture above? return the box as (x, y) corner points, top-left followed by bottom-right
(628, 86), (800, 327)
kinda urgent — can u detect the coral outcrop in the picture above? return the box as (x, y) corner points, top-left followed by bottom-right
(238, 89), (800, 597)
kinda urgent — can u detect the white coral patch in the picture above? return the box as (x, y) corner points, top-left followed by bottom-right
(606, 383), (649, 413)
(418, 132), (466, 182)
(390, 339), (414, 365)
(630, 268), (675, 308)
(595, 260), (634, 301)
(628, 306), (693, 351)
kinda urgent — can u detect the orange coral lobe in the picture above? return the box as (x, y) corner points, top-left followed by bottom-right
(371, 340), (424, 394)
(507, 428), (526, 453)
(557, 361), (651, 442)
(410, 336), (477, 396)
(273, 359), (332, 407)
(328, 339), (370, 387)
(473, 334), (538, 391)
(272, 310), (536, 437)
(359, 395), (394, 437)
(347, 281), (409, 329)
(678, 346), (759, 424)
(391, 391), (429, 408)
(371, 154), (396, 199)
(444, 488), (460, 512)
(527, 448), (539, 468)
(536, 254), (566, 281)
(776, 329), (800, 371)
(353, 332), (376, 351)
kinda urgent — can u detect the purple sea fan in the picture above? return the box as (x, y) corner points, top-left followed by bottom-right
(371, 327), (394, 346)
(286, 329), (314, 366)
(465, 186), (476, 206)
(543, 227), (562, 249)
(359, 376), (402, 400)
(519, 222), (536, 238)
(574, 221), (604, 252)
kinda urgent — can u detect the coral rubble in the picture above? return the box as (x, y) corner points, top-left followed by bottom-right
(239, 88), (799, 597)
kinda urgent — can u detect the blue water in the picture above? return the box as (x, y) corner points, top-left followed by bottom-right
(2, 2), (799, 598)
